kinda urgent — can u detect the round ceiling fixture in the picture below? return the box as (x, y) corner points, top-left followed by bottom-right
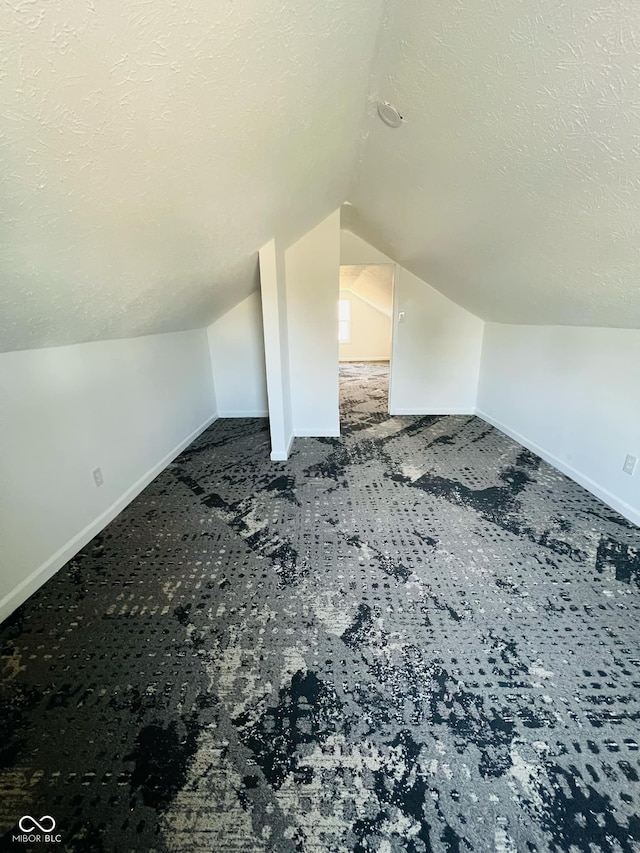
(377, 101), (404, 128)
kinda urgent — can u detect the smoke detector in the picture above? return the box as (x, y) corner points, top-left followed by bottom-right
(377, 101), (404, 128)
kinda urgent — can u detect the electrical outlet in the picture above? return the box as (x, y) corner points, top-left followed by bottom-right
(398, 311), (406, 323)
(623, 454), (637, 476)
(92, 467), (104, 488)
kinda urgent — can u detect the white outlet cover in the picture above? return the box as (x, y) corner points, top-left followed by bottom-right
(623, 454), (637, 475)
(93, 467), (104, 487)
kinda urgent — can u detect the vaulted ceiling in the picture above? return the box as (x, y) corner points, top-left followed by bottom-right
(0, 0), (386, 351)
(2, 0), (639, 352)
(340, 266), (394, 318)
(350, 0), (640, 328)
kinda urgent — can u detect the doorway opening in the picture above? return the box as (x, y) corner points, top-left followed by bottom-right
(337, 263), (395, 432)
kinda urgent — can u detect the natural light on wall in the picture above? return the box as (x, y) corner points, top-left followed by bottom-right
(338, 298), (351, 343)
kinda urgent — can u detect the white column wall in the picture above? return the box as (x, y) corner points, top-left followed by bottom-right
(285, 210), (341, 437)
(259, 239), (294, 460)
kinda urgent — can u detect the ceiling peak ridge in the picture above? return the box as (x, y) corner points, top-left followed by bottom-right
(346, 0), (399, 202)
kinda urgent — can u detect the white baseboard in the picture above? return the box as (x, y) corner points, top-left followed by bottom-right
(218, 410), (268, 418)
(389, 407), (475, 416)
(476, 408), (640, 528)
(0, 412), (219, 625)
(271, 429), (342, 461)
(270, 432), (295, 462)
(294, 428), (341, 437)
(339, 358), (390, 363)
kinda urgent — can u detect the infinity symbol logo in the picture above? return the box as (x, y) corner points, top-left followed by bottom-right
(18, 815), (56, 833)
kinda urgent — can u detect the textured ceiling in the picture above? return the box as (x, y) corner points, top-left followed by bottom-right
(0, 0), (385, 352)
(340, 265), (393, 317)
(350, 0), (640, 328)
(3, 0), (640, 353)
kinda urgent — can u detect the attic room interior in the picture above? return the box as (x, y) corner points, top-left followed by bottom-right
(1, 0), (639, 850)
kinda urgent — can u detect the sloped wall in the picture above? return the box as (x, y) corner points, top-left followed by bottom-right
(391, 266), (484, 415)
(0, 330), (217, 622)
(340, 265), (393, 318)
(0, 0), (387, 353)
(350, 1), (640, 328)
(341, 231), (484, 414)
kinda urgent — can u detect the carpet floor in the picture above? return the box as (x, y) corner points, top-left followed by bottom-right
(1, 362), (640, 852)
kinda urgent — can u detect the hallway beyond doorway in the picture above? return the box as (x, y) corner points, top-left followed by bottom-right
(339, 361), (389, 432)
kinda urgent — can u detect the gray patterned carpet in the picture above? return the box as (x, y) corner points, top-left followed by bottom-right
(2, 362), (640, 852)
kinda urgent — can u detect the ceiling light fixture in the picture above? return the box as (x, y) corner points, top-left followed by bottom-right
(377, 101), (404, 128)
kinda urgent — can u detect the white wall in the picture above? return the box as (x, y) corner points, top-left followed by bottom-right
(339, 290), (391, 362)
(341, 231), (484, 414)
(477, 324), (640, 526)
(341, 229), (394, 266)
(392, 267), (484, 414)
(0, 330), (217, 623)
(259, 239), (293, 460)
(207, 292), (268, 417)
(286, 210), (340, 437)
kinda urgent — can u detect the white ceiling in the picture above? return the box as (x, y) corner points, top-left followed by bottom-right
(2, 0), (640, 352)
(340, 265), (394, 317)
(350, 0), (640, 327)
(0, 0), (385, 351)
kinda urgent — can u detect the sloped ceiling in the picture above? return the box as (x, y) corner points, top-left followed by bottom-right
(3, 0), (640, 353)
(350, 0), (640, 328)
(0, 0), (385, 352)
(340, 265), (393, 317)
